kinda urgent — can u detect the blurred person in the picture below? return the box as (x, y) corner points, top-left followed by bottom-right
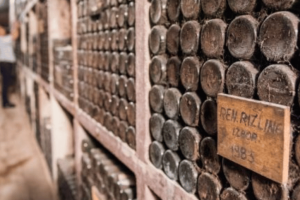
(0, 22), (19, 108)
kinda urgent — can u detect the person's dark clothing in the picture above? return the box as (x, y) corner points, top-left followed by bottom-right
(0, 62), (14, 106)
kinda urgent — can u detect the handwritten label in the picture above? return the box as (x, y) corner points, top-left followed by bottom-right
(217, 94), (290, 184)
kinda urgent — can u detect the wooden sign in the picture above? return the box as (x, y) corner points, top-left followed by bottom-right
(217, 94), (290, 184)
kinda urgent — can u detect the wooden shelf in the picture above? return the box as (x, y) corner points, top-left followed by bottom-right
(22, 65), (50, 93)
(76, 111), (139, 173)
(53, 89), (76, 116)
(20, 65), (199, 200)
(22, 65), (138, 172)
(16, 0), (203, 198)
(144, 164), (199, 200)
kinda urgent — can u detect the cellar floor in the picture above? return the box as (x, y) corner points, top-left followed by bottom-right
(0, 93), (56, 200)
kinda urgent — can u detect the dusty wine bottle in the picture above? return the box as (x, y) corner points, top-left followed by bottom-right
(110, 95), (120, 116)
(198, 172), (223, 200)
(149, 141), (166, 169)
(119, 29), (128, 52)
(104, 92), (112, 112)
(150, 113), (165, 142)
(162, 150), (181, 181)
(227, 0), (256, 14)
(163, 88), (182, 119)
(166, 24), (181, 55)
(126, 28), (135, 52)
(262, 0), (300, 11)
(110, 7), (118, 29)
(150, 0), (169, 25)
(259, 11), (299, 62)
(127, 53), (135, 78)
(149, 55), (168, 85)
(110, 74), (119, 95)
(200, 137), (221, 175)
(222, 158), (251, 191)
(200, 99), (217, 136)
(178, 127), (202, 161)
(220, 187), (248, 200)
(119, 121), (129, 142)
(162, 119), (182, 151)
(179, 92), (201, 127)
(226, 61), (258, 99)
(121, 188), (136, 200)
(180, 21), (201, 55)
(178, 160), (199, 194)
(118, 4), (128, 28)
(201, 0), (226, 18)
(149, 25), (167, 55)
(252, 173), (288, 200)
(167, 0), (181, 23)
(227, 15), (259, 60)
(111, 116), (120, 136)
(200, 59), (226, 98)
(119, 76), (128, 98)
(119, 53), (128, 75)
(126, 78), (135, 102)
(167, 56), (181, 88)
(180, 56), (203, 91)
(201, 19), (227, 58)
(111, 30), (119, 51)
(128, 2), (135, 27)
(149, 85), (165, 113)
(257, 64), (298, 106)
(126, 126), (136, 150)
(126, 102), (136, 127)
(119, 98), (128, 121)
(292, 183), (300, 200)
(181, 0), (201, 20)
(295, 135), (300, 167)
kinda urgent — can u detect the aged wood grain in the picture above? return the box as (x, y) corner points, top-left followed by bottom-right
(217, 94), (290, 184)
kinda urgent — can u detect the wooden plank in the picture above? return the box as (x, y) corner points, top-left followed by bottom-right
(217, 94), (290, 184)
(144, 164), (199, 200)
(53, 89), (76, 116)
(76, 111), (139, 173)
(22, 65), (50, 93)
(135, 0), (152, 163)
(70, 0), (78, 107)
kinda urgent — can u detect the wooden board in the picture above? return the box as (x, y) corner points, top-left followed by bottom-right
(217, 94), (290, 184)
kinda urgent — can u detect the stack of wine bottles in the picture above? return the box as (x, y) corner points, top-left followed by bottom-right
(38, 1), (50, 82)
(148, 0), (300, 199)
(81, 139), (137, 200)
(53, 39), (74, 101)
(77, 0), (136, 150)
(40, 117), (52, 174)
(31, 36), (39, 72)
(57, 158), (77, 200)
